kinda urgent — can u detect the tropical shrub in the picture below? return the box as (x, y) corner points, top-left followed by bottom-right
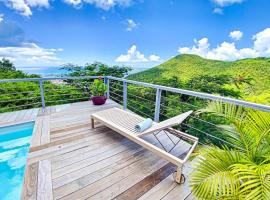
(190, 102), (270, 200)
(90, 78), (108, 96)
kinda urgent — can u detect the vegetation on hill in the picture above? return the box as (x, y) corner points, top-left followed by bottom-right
(128, 54), (270, 104)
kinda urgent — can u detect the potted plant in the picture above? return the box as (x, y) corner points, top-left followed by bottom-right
(90, 77), (108, 105)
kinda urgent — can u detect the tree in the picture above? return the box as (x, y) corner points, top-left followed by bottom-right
(190, 102), (270, 199)
(61, 62), (132, 78)
(187, 75), (241, 98)
(232, 75), (253, 89)
(0, 58), (16, 71)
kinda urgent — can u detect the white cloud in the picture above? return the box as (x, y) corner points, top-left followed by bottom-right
(229, 30), (243, 41)
(178, 28), (270, 61)
(3, 0), (49, 17)
(0, 14), (4, 22)
(2, 0), (133, 17)
(64, 0), (81, 6)
(126, 19), (138, 31)
(211, 0), (244, 15)
(115, 45), (161, 63)
(0, 19), (62, 66)
(253, 28), (270, 56)
(212, 0), (244, 7)
(213, 8), (223, 14)
(178, 38), (210, 58)
(82, 0), (133, 10)
(149, 55), (161, 62)
(64, 0), (134, 9)
(26, 0), (49, 7)
(0, 42), (62, 65)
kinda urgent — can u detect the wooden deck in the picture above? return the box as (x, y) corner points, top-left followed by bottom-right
(0, 100), (196, 200)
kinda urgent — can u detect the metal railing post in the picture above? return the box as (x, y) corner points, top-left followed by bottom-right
(104, 77), (110, 99)
(154, 89), (162, 122)
(39, 80), (45, 110)
(123, 81), (127, 110)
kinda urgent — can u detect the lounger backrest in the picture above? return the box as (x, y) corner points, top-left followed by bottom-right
(138, 110), (193, 136)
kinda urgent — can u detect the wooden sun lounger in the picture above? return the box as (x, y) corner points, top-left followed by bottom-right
(90, 107), (198, 183)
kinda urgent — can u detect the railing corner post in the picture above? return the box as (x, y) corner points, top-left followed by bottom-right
(104, 77), (110, 99)
(154, 88), (162, 122)
(123, 81), (127, 110)
(39, 80), (45, 110)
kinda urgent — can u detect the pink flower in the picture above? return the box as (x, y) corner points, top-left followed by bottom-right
(98, 76), (102, 80)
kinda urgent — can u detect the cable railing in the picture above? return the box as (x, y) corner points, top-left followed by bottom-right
(108, 76), (270, 148)
(1, 76), (270, 149)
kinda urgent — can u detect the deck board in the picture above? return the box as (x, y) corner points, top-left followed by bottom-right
(0, 100), (196, 200)
(37, 160), (53, 200)
(21, 162), (39, 200)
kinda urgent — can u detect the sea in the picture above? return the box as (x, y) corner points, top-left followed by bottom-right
(18, 66), (68, 77)
(18, 66), (148, 77)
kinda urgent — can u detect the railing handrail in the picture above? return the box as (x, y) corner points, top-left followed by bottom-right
(1, 75), (270, 113)
(0, 76), (101, 83)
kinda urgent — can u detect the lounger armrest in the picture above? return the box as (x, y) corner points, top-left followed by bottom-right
(137, 110), (193, 136)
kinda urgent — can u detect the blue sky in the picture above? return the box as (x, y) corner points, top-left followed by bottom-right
(0, 0), (270, 69)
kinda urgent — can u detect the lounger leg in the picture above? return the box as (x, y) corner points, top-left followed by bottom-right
(91, 118), (95, 129)
(174, 165), (184, 184)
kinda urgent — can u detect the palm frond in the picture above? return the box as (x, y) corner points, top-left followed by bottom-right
(191, 101), (270, 199)
(197, 101), (246, 123)
(231, 163), (270, 200)
(190, 147), (242, 199)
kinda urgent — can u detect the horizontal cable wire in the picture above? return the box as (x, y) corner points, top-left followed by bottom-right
(109, 87), (124, 93)
(45, 92), (90, 98)
(127, 92), (155, 104)
(110, 91), (123, 98)
(127, 104), (153, 119)
(127, 98), (155, 112)
(0, 91), (35, 96)
(109, 81), (124, 87)
(110, 85), (156, 98)
(159, 112), (242, 150)
(44, 87), (88, 92)
(0, 102), (41, 111)
(159, 101), (240, 135)
(110, 96), (123, 103)
(0, 97), (41, 103)
(182, 122), (243, 150)
(46, 96), (89, 103)
(109, 93), (150, 117)
(161, 95), (200, 109)
(189, 115), (239, 136)
(110, 86), (156, 103)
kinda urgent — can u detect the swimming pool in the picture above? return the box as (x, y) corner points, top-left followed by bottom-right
(0, 122), (34, 200)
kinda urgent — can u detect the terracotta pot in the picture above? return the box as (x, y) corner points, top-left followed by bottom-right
(91, 96), (107, 105)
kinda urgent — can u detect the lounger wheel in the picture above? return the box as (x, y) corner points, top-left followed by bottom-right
(172, 171), (186, 184)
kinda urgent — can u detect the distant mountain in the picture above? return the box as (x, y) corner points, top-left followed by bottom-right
(128, 54), (270, 104)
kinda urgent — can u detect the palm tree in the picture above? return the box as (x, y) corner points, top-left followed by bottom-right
(190, 102), (270, 199)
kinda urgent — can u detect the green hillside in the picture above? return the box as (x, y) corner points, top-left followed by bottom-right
(128, 54), (270, 104)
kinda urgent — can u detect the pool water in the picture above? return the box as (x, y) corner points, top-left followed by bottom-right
(0, 122), (34, 200)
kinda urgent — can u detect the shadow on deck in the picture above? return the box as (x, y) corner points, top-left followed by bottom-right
(0, 100), (196, 200)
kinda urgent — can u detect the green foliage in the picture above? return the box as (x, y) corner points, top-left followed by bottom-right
(187, 75), (241, 98)
(61, 62), (132, 77)
(190, 102), (270, 200)
(90, 78), (108, 96)
(0, 58), (16, 72)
